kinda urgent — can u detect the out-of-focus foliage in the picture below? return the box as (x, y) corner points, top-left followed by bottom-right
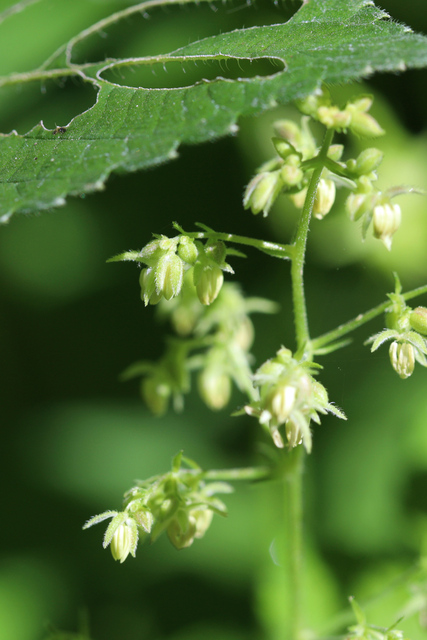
(1, 1), (427, 639)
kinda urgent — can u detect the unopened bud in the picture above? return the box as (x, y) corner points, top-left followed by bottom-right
(177, 236), (198, 264)
(327, 144), (344, 161)
(313, 178), (336, 219)
(243, 171), (281, 216)
(155, 253), (184, 300)
(198, 366), (231, 410)
(110, 521), (134, 563)
(410, 307), (427, 336)
(373, 202), (401, 250)
(389, 341), (415, 379)
(317, 105), (351, 130)
(348, 109), (385, 137)
(279, 160), (304, 187)
(346, 191), (378, 221)
(267, 382), (297, 424)
(194, 263), (224, 305)
(167, 510), (197, 549)
(140, 268), (162, 305)
(191, 509), (214, 539)
(273, 119), (302, 145)
(354, 148), (383, 175)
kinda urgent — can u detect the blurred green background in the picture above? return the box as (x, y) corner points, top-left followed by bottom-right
(1, 0), (427, 638)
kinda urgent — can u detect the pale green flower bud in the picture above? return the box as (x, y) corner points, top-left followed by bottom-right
(133, 509), (154, 533)
(354, 148), (383, 175)
(279, 158), (304, 187)
(110, 521), (134, 563)
(155, 253), (184, 300)
(346, 191), (378, 221)
(139, 267), (162, 306)
(290, 188), (307, 209)
(167, 510), (197, 549)
(317, 105), (351, 130)
(273, 119), (302, 146)
(198, 366), (231, 410)
(177, 236), (198, 264)
(243, 171), (282, 216)
(389, 341), (415, 379)
(297, 89), (330, 117)
(233, 316), (254, 352)
(410, 306), (427, 336)
(194, 263), (224, 305)
(267, 381), (297, 424)
(191, 508), (214, 539)
(327, 144), (344, 161)
(373, 202), (401, 250)
(347, 106), (385, 137)
(313, 178), (336, 219)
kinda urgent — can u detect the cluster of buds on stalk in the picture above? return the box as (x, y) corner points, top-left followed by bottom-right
(366, 276), (427, 378)
(297, 87), (385, 137)
(243, 114), (341, 218)
(121, 282), (277, 414)
(242, 347), (346, 452)
(244, 86), (416, 250)
(136, 234), (234, 306)
(345, 151), (406, 250)
(83, 452), (232, 562)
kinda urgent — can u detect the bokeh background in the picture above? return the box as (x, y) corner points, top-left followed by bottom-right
(1, 0), (427, 638)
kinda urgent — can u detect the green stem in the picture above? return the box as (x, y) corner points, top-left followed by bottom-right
(311, 282), (427, 352)
(203, 466), (272, 482)
(285, 446), (305, 640)
(173, 223), (292, 260)
(291, 128), (334, 354)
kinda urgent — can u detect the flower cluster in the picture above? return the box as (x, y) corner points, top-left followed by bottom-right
(243, 87), (414, 250)
(83, 452), (232, 562)
(366, 277), (427, 378)
(297, 87), (384, 137)
(122, 282), (277, 415)
(243, 347), (346, 452)
(243, 114), (341, 218)
(137, 234), (234, 306)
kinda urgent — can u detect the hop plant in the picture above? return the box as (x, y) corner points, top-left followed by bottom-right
(243, 347), (346, 452)
(83, 452), (232, 561)
(366, 276), (427, 378)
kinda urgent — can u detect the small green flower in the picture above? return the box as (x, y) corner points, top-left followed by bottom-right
(244, 347), (346, 452)
(367, 328), (427, 379)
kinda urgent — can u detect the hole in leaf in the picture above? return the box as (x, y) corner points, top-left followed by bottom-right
(70, 0), (302, 64)
(0, 76), (97, 135)
(100, 56), (285, 89)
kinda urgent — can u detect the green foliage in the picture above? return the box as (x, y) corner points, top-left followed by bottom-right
(1, 0), (427, 221)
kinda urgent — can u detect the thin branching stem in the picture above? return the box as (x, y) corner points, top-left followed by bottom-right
(311, 282), (427, 352)
(291, 128), (334, 355)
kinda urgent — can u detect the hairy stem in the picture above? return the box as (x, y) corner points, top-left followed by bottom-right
(291, 128), (334, 355)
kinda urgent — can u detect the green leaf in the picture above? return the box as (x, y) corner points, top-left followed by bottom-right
(2, 0), (427, 221)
